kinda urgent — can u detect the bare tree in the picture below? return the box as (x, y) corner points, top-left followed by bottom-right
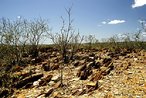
(85, 34), (97, 50)
(0, 17), (50, 97)
(0, 18), (24, 93)
(28, 18), (49, 57)
(121, 33), (133, 49)
(0, 18), (15, 65)
(132, 19), (146, 49)
(49, 7), (74, 63)
(48, 7), (83, 86)
(108, 35), (120, 49)
(69, 30), (84, 60)
(0, 17), (49, 65)
(140, 19), (146, 32)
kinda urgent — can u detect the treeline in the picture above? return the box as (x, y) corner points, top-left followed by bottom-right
(0, 15), (146, 66)
(98, 31), (146, 50)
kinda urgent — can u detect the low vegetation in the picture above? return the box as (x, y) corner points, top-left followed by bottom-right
(0, 8), (146, 97)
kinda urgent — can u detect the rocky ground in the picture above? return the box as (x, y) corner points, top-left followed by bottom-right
(3, 48), (146, 98)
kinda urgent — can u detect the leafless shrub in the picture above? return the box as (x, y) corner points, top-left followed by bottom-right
(85, 34), (97, 50)
(48, 7), (83, 86)
(27, 18), (49, 57)
(132, 19), (146, 49)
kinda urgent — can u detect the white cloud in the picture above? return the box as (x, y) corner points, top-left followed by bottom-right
(102, 21), (107, 24)
(17, 16), (21, 19)
(132, 0), (146, 8)
(108, 20), (125, 24)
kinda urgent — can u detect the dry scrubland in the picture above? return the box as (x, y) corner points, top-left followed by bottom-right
(1, 8), (146, 98)
(0, 45), (146, 98)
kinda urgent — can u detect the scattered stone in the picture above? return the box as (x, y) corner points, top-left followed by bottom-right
(31, 57), (43, 64)
(102, 65), (114, 76)
(49, 81), (55, 86)
(50, 64), (59, 70)
(10, 48), (146, 97)
(86, 81), (98, 93)
(104, 92), (114, 98)
(74, 61), (80, 67)
(78, 89), (86, 95)
(39, 75), (53, 86)
(52, 92), (62, 98)
(14, 73), (43, 89)
(53, 81), (62, 89)
(78, 64), (86, 71)
(72, 89), (79, 95)
(24, 82), (33, 89)
(81, 55), (89, 60)
(17, 94), (25, 98)
(71, 77), (79, 81)
(86, 56), (95, 62)
(72, 89), (86, 96)
(78, 65), (92, 80)
(98, 80), (104, 84)
(77, 65), (86, 77)
(89, 53), (95, 57)
(90, 71), (102, 81)
(13, 72), (30, 83)
(80, 70), (88, 80)
(53, 58), (60, 63)
(45, 88), (54, 97)
(39, 53), (49, 60)
(51, 75), (60, 82)
(102, 58), (112, 67)
(50, 52), (57, 58)
(42, 62), (50, 71)
(95, 62), (101, 69)
(87, 62), (94, 68)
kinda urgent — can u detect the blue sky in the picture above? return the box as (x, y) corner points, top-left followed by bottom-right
(0, 0), (146, 41)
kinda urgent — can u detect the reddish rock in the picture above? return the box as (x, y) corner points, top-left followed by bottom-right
(87, 61), (100, 69)
(102, 58), (112, 67)
(79, 64), (87, 71)
(72, 89), (79, 95)
(52, 92), (62, 98)
(80, 70), (88, 80)
(42, 62), (50, 71)
(78, 89), (86, 95)
(45, 88), (54, 97)
(50, 64), (59, 70)
(86, 81), (98, 93)
(39, 75), (53, 86)
(72, 89), (86, 96)
(86, 56), (95, 62)
(31, 57), (43, 64)
(77, 62), (93, 80)
(74, 61), (80, 67)
(53, 81), (62, 89)
(95, 62), (101, 69)
(77, 65), (86, 77)
(17, 94), (25, 98)
(90, 71), (102, 81)
(14, 73), (43, 89)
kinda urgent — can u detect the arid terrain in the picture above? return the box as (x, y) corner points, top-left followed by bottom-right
(1, 47), (145, 98)
(1, 0), (146, 98)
